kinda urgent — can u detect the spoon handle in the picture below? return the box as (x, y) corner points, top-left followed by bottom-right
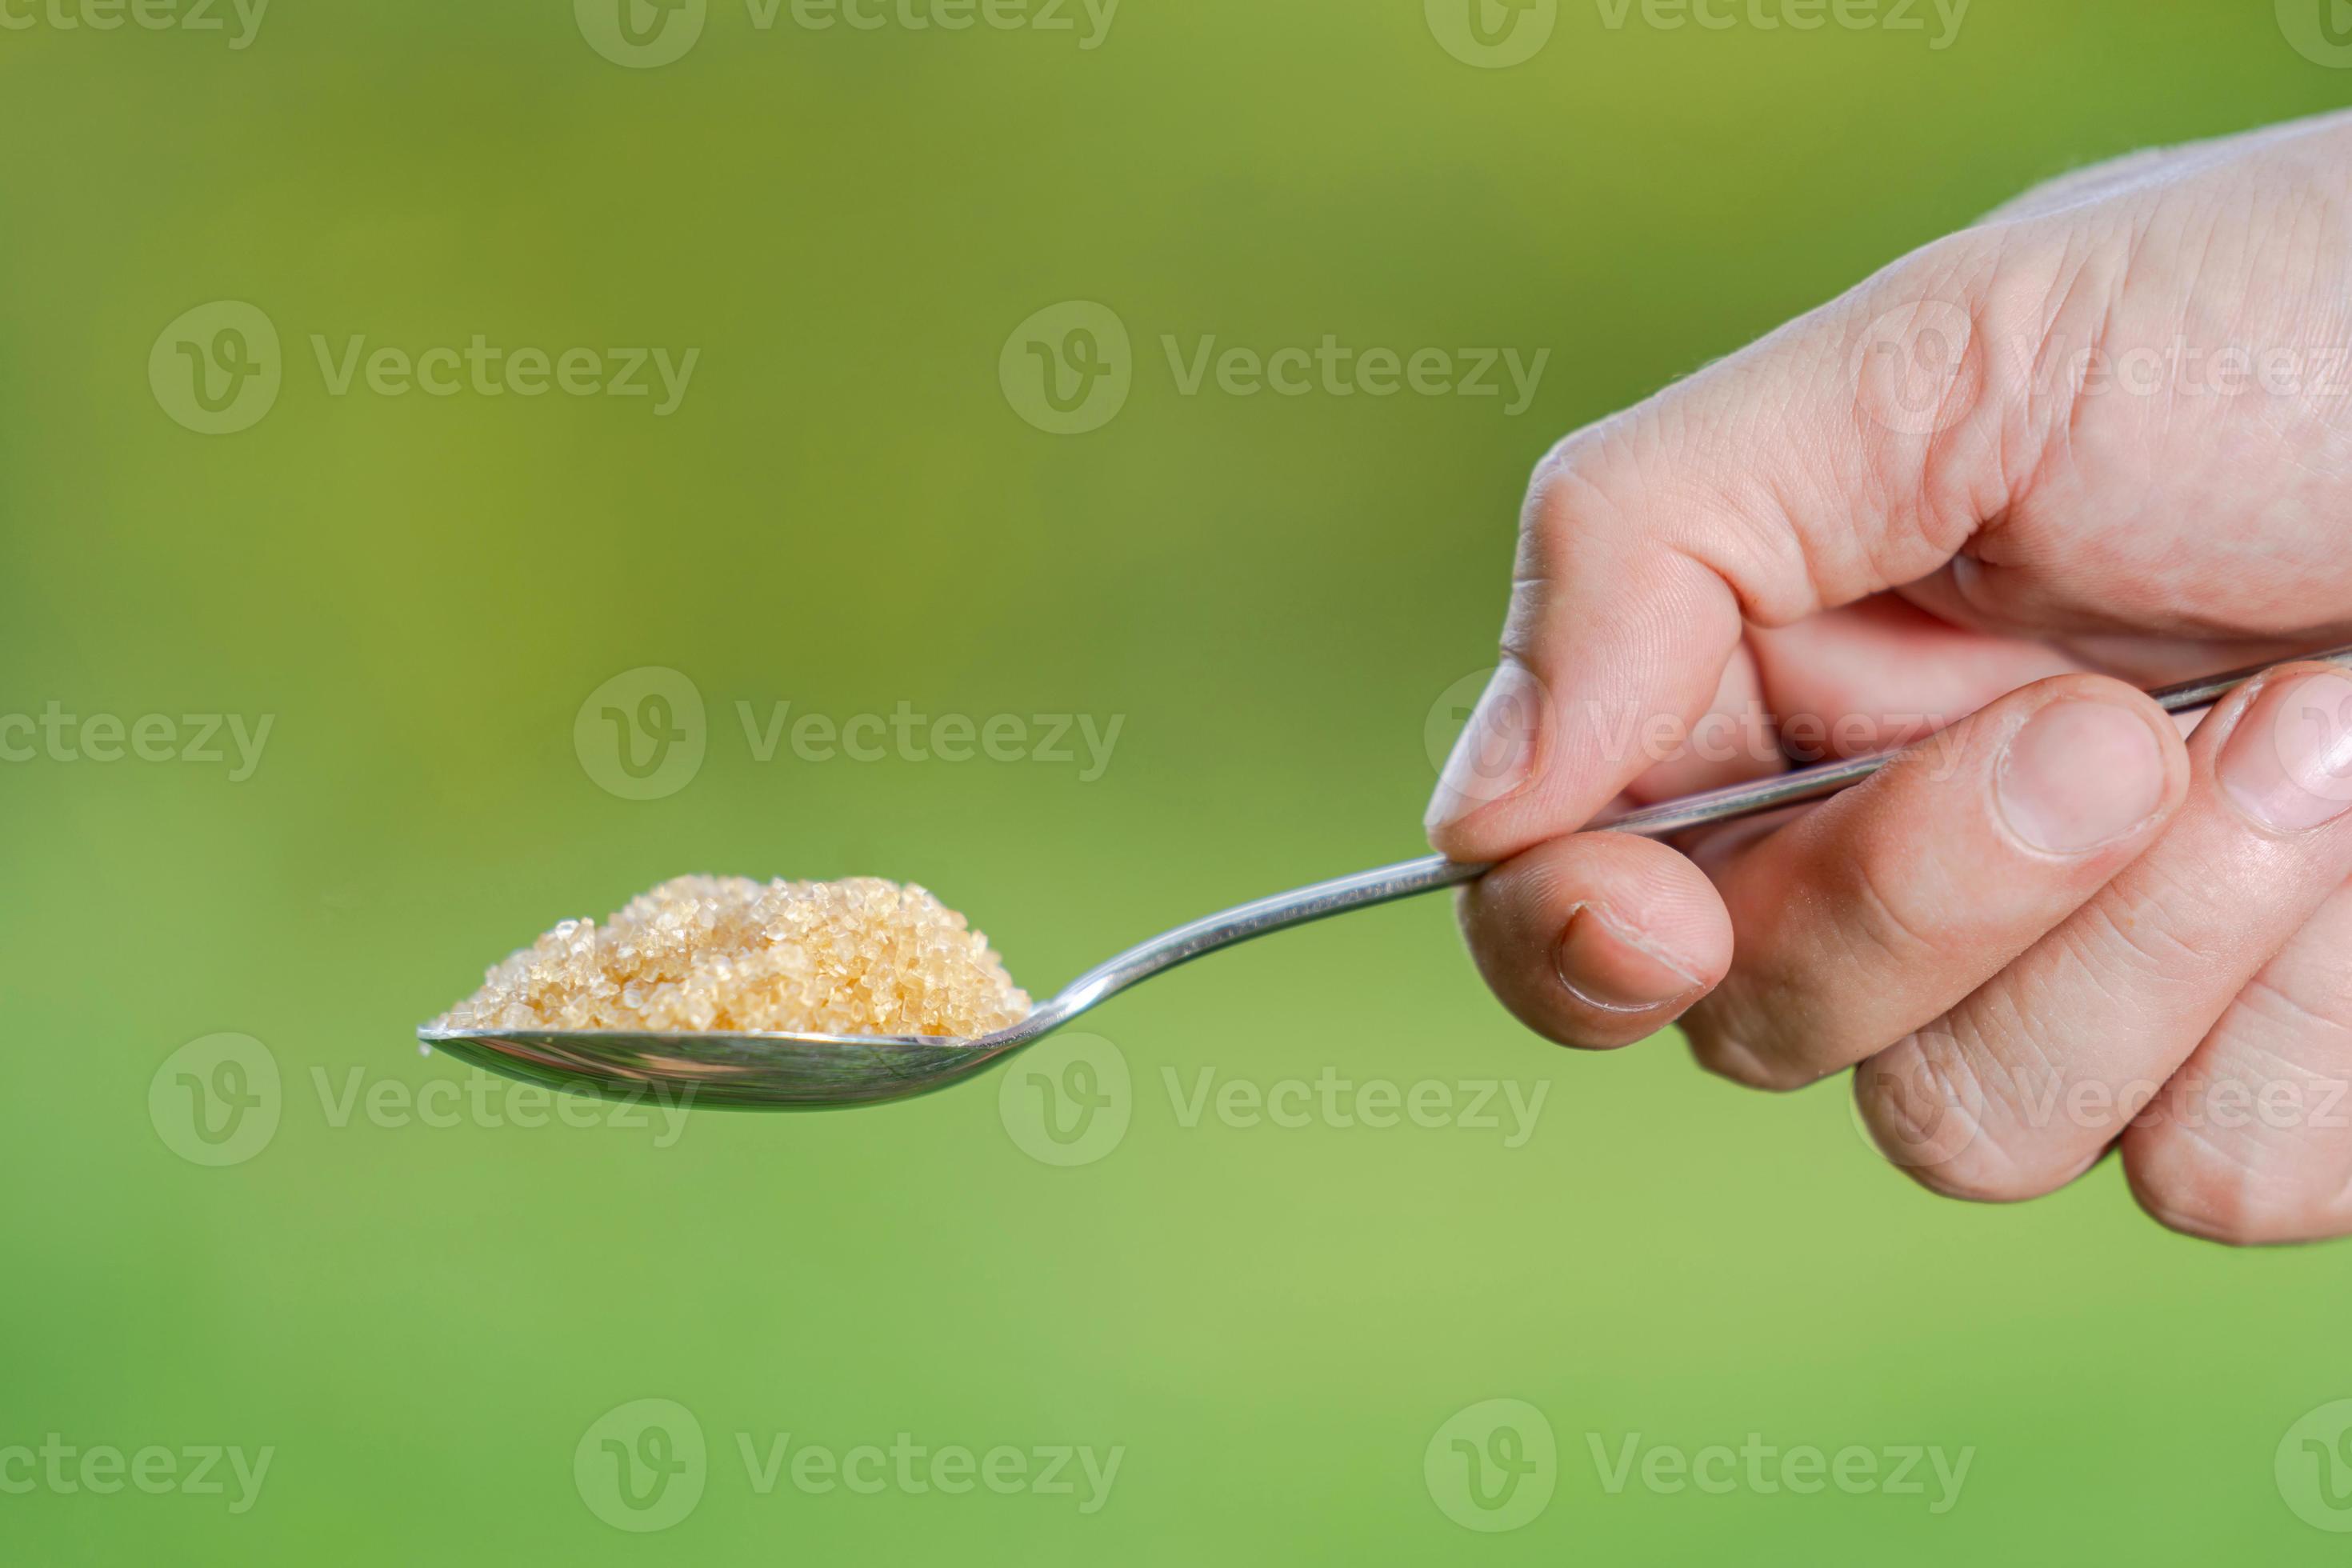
(1046, 854), (1487, 1022)
(1045, 646), (2352, 1022)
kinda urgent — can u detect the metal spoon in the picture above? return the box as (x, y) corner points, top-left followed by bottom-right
(418, 647), (2352, 1110)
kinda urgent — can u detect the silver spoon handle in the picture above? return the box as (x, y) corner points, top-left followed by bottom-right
(1043, 646), (2352, 1023)
(1044, 854), (1486, 1024)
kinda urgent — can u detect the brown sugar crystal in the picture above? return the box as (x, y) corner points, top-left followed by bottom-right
(433, 875), (1031, 1039)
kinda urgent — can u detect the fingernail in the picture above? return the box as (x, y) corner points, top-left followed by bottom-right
(1426, 661), (1544, 832)
(1553, 904), (1703, 1014)
(2220, 670), (2352, 834)
(1995, 699), (2167, 854)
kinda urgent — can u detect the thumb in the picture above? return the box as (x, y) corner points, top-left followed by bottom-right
(1426, 227), (2058, 863)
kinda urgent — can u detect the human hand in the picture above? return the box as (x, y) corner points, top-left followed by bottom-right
(1427, 110), (2352, 1244)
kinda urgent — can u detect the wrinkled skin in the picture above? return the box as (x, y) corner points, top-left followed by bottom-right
(1427, 110), (2352, 1245)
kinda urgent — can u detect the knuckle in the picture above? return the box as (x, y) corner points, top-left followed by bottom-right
(2123, 1122), (2333, 1247)
(1842, 229), (2067, 559)
(1682, 986), (1838, 1092)
(1855, 1028), (2071, 1203)
(1518, 420), (1643, 561)
(1682, 1008), (1808, 1092)
(2046, 870), (2218, 1003)
(1823, 824), (1950, 971)
(2234, 971), (2352, 1048)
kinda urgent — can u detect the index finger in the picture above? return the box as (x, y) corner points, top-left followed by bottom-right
(1425, 232), (2043, 863)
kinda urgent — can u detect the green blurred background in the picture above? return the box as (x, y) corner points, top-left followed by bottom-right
(4, 1), (2351, 1562)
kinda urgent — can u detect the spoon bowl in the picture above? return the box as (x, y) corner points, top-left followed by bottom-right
(419, 1004), (1080, 1110)
(420, 648), (2352, 1110)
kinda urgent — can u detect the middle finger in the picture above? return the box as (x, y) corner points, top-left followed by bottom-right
(1679, 673), (2186, 1090)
